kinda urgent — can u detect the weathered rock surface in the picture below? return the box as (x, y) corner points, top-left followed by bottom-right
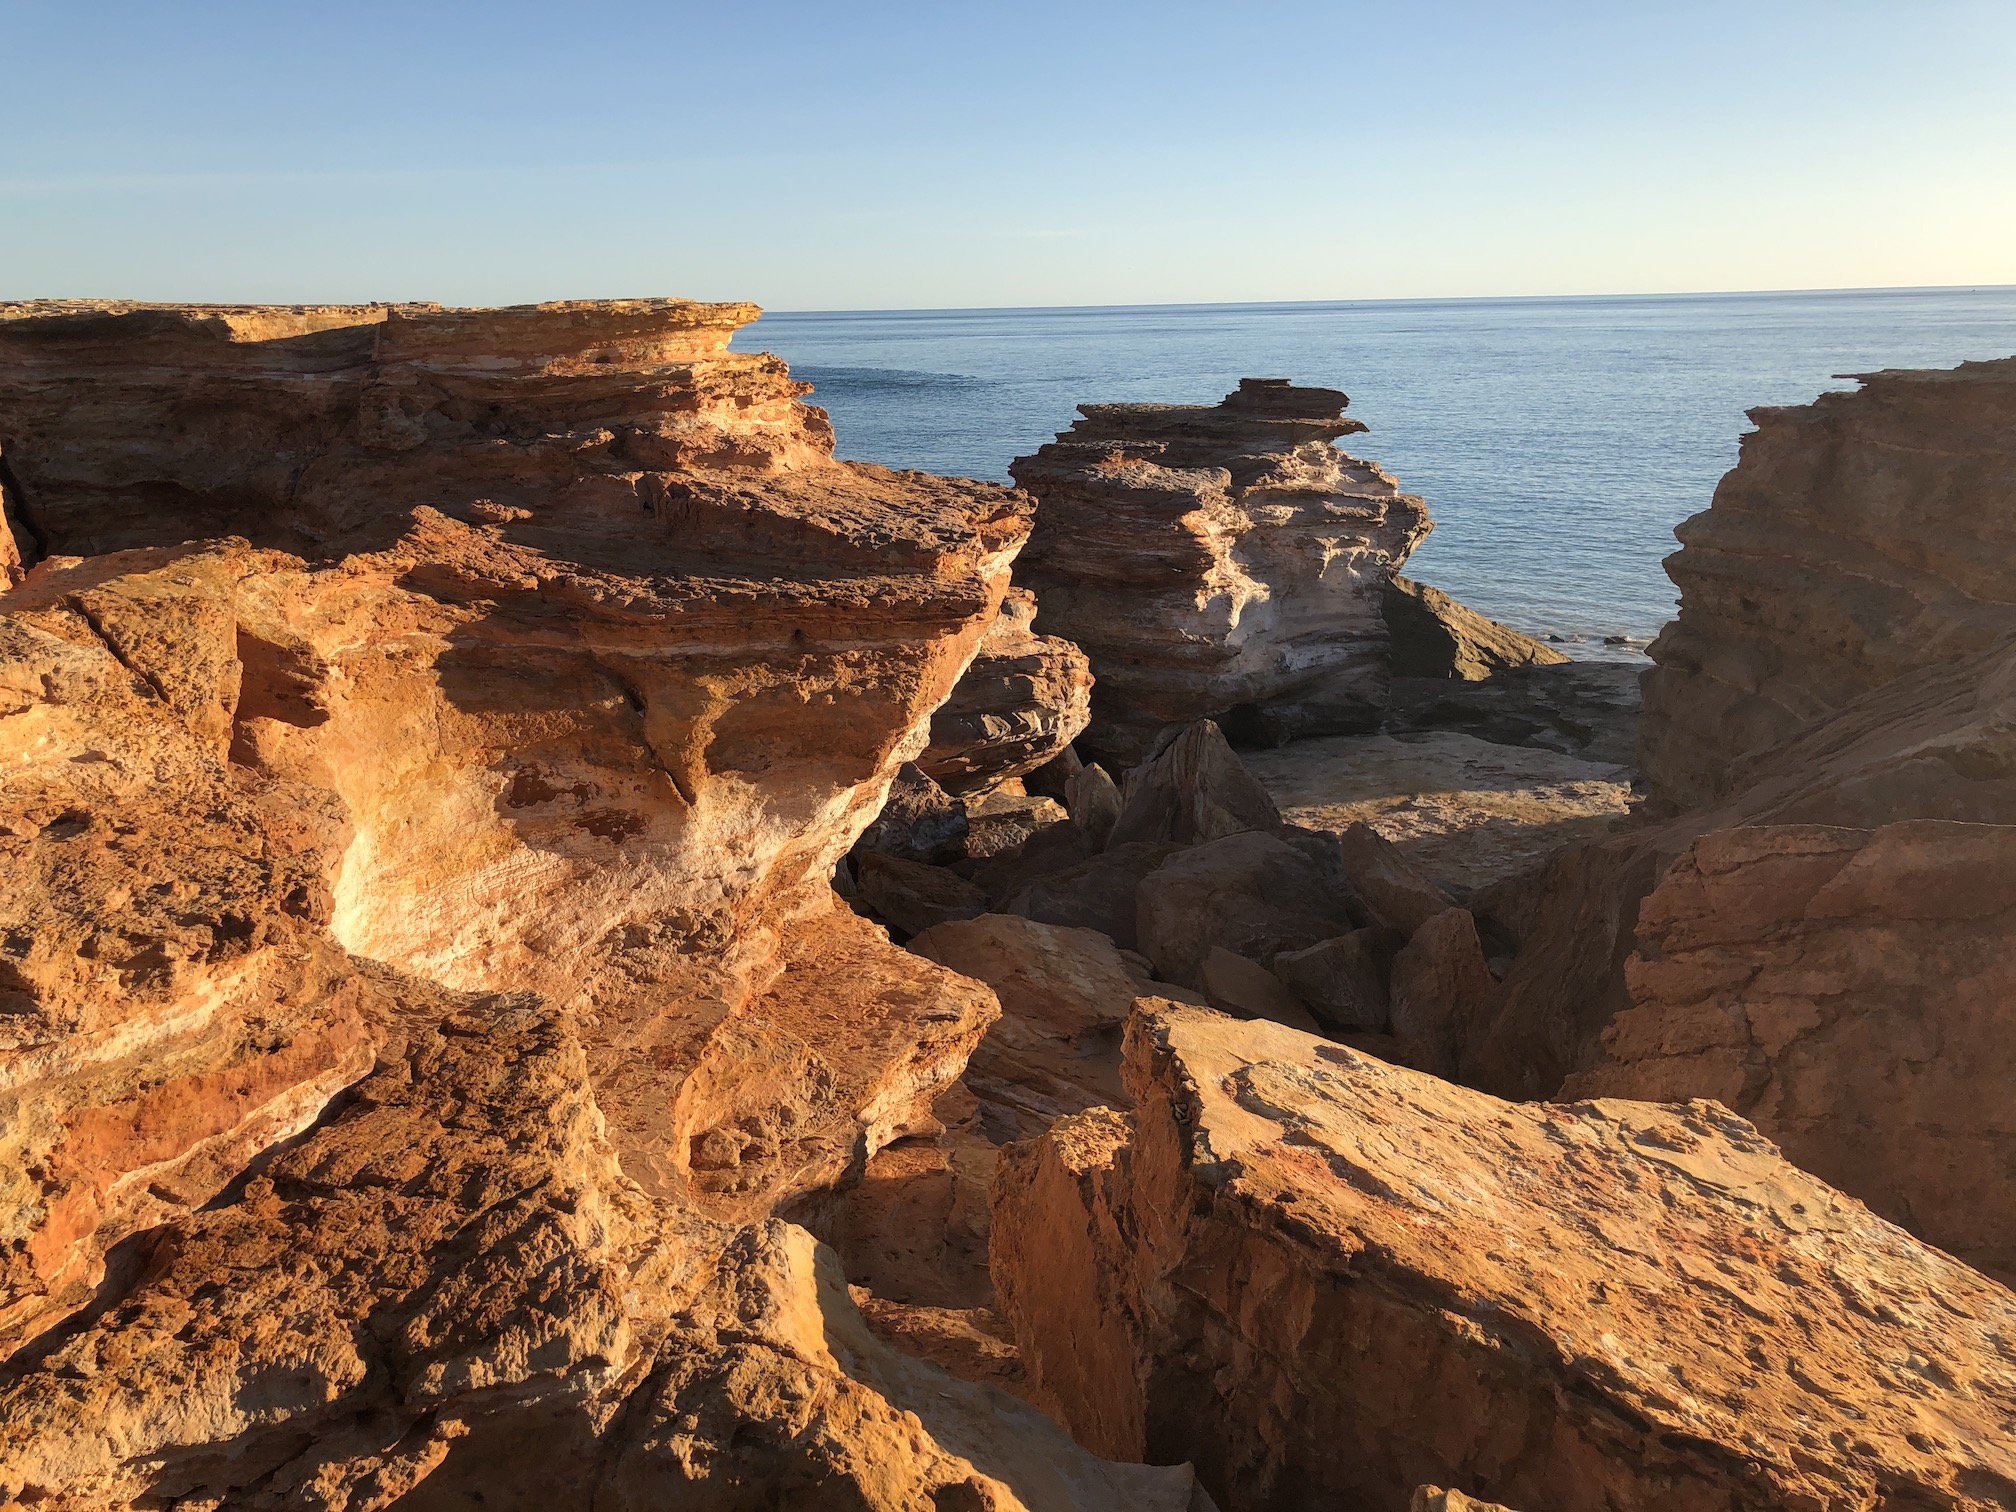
(1011, 379), (1431, 764)
(1244, 731), (1633, 896)
(1464, 635), (2016, 1270)
(1381, 575), (1568, 680)
(1384, 659), (1642, 768)
(1108, 719), (1285, 849)
(1562, 820), (2016, 1283)
(1134, 830), (1360, 990)
(918, 586), (1094, 796)
(909, 914), (1155, 1137)
(1640, 357), (2016, 811)
(993, 1002), (2016, 1512)
(0, 299), (1208, 1507)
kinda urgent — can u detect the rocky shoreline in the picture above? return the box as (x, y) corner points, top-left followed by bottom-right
(2, 300), (2011, 1511)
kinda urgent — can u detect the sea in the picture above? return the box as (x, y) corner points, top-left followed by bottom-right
(735, 287), (2016, 655)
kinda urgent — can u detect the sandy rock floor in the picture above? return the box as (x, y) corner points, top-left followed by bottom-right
(1243, 731), (1635, 894)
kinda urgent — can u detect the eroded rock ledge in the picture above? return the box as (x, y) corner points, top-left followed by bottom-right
(0, 299), (1206, 1510)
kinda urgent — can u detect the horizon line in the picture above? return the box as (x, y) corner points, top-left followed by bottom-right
(753, 281), (2016, 321)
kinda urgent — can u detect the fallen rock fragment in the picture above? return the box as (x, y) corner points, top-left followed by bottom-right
(1387, 906), (1495, 1075)
(1065, 759), (1124, 849)
(1270, 928), (1400, 1034)
(993, 1002), (2016, 1512)
(1335, 820), (1456, 934)
(853, 850), (990, 938)
(1134, 830), (1360, 989)
(856, 762), (972, 865)
(1195, 947), (1322, 1033)
(1381, 574), (1568, 680)
(964, 789), (1070, 859)
(1001, 841), (1186, 950)
(1107, 719), (1285, 849)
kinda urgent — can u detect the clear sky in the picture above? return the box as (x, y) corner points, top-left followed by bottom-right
(4, 0), (2013, 311)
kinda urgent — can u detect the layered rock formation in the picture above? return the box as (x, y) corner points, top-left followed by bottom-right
(992, 1002), (2016, 1512)
(0, 299), (1209, 1509)
(1640, 357), (2016, 810)
(1011, 378), (1431, 764)
(1455, 356), (2016, 1283)
(917, 586), (1093, 796)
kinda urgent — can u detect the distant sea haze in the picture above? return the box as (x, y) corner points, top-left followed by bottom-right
(737, 287), (2016, 654)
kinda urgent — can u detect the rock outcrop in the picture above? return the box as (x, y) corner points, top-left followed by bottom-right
(918, 587), (1094, 796)
(1381, 575), (1568, 680)
(1561, 820), (2016, 1283)
(0, 299), (1208, 1508)
(1011, 378), (1431, 764)
(1640, 357), (2016, 811)
(992, 1002), (2016, 1512)
(1463, 553), (2016, 1280)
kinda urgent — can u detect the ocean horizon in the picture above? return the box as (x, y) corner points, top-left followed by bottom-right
(737, 284), (2016, 653)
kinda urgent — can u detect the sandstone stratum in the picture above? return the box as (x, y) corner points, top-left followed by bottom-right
(1010, 378), (1432, 765)
(4, 305), (2015, 1512)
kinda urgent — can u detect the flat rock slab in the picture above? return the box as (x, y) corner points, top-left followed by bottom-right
(993, 1001), (2016, 1512)
(1242, 731), (1632, 893)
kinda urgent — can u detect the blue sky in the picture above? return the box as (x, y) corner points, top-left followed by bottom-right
(4, 0), (2013, 309)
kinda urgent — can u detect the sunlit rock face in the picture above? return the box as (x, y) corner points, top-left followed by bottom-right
(1010, 378), (1431, 766)
(1639, 356), (2016, 813)
(992, 1002), (2016, 1512)
(0, 300), (1212, 1510)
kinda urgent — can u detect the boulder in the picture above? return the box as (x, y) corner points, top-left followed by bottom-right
(1001, 840), (1186, 950)
(854, 851), (990, 938)
(1196, 947), (1323, 1034)
(918, 587), (1095, 797)
(1065, 759), (1124, 849)
(1106, 718), (1284, 849)
(1387, 907), (1495, 1075)
(1639, 356), (2016, 812)
(1134, 830), (1360, 989)
(992, 1003), (2016, 1512)
(855, 762), (971, 865)
(1272, 927), (1401, 1034)
(963, 790), (1070, 859)
(1011, 379), (1431, 764)
(1335, 821), (1455, 935)
(1381, 574), (1569, 680)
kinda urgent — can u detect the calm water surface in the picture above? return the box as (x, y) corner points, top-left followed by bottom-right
(736, 288), (2016, 650)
